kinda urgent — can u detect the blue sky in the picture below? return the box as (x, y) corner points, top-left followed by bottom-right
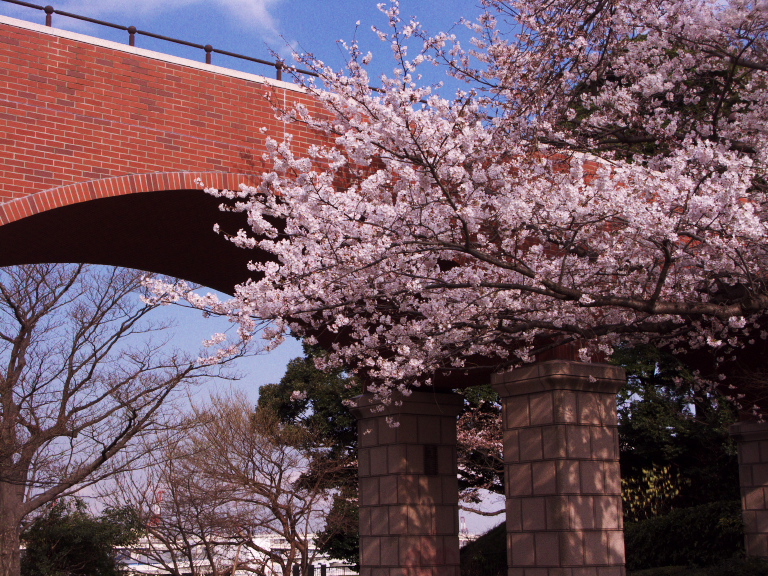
(0, 0), (482, 87)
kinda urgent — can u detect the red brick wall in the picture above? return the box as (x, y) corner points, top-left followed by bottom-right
(0, 17), (330, 224)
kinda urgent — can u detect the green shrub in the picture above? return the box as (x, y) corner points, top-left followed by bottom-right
(704, 557), (768, 576)
(625, 501), (744, 571)
(622, 464), (690, 522)
(21, 498), (143, 576)
(460, 522), (506, 576)
(459, 502), (747, 575)
(629, 567), (710, 576)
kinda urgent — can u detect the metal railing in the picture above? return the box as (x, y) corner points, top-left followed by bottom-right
(0, 0), (319, 81)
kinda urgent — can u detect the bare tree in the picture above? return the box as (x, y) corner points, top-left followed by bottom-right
(109, 433), (247, 576)
(193, 396), (335, 576)
(111, 392), (338, 576)
(0, 264), (227, 576)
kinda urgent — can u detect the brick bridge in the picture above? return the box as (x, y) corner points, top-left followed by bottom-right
(0, 13), (326, 292)
(0, 13), (765, 576)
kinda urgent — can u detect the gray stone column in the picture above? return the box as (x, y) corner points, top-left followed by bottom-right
(729, 421), (768, 558)
(492, 361), (626, 576)
(351, 391), (463, 576)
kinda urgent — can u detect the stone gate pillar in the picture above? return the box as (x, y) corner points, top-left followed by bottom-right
(351, 391), (463, 576)
(729, 421), (768, 558)
(492, 361), (626, 576)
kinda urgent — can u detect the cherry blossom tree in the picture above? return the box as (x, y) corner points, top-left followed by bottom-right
(457, 393), (504, 503)
(173, 0), (768, 401)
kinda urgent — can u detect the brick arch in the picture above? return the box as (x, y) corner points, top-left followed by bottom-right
(0, 171), (258, 225)
(0, 172), (265, 294)
(0, 14), (330, 292)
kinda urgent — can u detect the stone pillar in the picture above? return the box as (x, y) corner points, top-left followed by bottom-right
(729, 421), (768, 558)
(492, 361), (626, 576)
(351, 391), (463, 576)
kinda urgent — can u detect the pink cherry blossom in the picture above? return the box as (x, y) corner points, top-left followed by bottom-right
(163, 0), (768, 402)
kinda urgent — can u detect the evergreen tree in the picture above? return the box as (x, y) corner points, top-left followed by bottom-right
(21, 499), (142, 576)
(613, 345), (739, 516)
(257, 345), (361, 566)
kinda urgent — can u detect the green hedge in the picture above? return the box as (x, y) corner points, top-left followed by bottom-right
(629, 558), (768, 576)
(625, 501), (744, 571)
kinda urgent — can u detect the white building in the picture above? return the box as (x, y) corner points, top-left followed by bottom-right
(119, 534), (358, 576)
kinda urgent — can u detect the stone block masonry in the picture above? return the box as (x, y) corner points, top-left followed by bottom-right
(351, 391), (463, 576)
(493, 361), (627, 576)
(730, 421), (768, 558)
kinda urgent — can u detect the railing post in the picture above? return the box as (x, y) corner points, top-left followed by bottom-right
(1, 2), (317, 82)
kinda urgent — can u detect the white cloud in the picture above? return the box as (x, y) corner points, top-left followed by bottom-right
(49, 0), (284, 43)
(218, 0), (282, 35)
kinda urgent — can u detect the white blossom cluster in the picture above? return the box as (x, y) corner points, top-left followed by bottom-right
(163, 0), (768, 401)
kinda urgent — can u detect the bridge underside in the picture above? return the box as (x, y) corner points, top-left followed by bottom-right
(0, 189), (258, 295)
(0, 187), (490, 390)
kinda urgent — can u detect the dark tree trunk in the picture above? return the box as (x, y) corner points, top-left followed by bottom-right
(0, 480), (26, 576)
(0, 527), (20, 576)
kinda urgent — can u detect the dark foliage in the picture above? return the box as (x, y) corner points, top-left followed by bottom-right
(462, 501), (745, 575)
(314, 490), (360, 570)
(613, 345), (740, 510)
(624, 501), (744, 571)
(257, 344), (362, 566)
(628, 558), (768, 576)
(456, 384), (504, 497)
(21, 498), (142, 576)
(459, 522), (506, 576)
(258, 345), (360, 461)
